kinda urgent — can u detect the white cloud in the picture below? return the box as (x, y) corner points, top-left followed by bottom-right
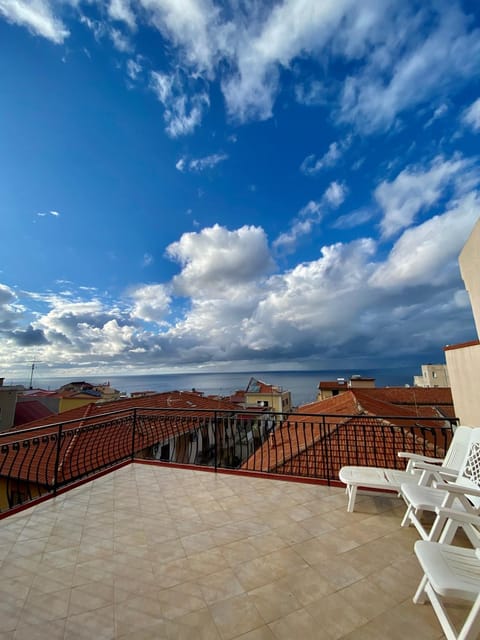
(3, 1), (479, 138)
(129, 284), (171, 323)
(242, 238), (377, 351)
(462, 98), (480, 132)
(425, 103), (448, 128)
(0, 0), (69, 43)
(370, 192), (480, 289)
(176, 153), (228, 172)
(273, 200), (322, 255)
(126, 58), (142, 81)
(274, 183), (347, 254)
(150, 70), (209, 136)
(376, 154), (478, 238)
(167, 224), (275, 297)
(300, 137), (351, 175)
(108, 0), (136, 30)
(37, 210), (60, 218)
(138, 0), (223, 74)
(109, 27), (131, 52)
(339, 5), (480, 133)
(323, 181), (347, 208)
(332, 208), (374, 229)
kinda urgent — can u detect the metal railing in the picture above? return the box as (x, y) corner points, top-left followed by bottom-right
(0, 407), (457, 513)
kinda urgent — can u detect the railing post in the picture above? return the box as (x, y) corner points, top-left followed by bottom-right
(53, 424), (63, 495)
(131, 408), (137, 461)
(321, 415), (331, 484)
(214, 411), (218, 471)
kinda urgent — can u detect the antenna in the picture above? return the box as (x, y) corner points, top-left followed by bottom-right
(28, 360), (42, 389)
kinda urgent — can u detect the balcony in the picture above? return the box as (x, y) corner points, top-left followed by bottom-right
(1, 460), (470, 639)
(0, 409), (465, 638)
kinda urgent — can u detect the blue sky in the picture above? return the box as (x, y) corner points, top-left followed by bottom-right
(1, 0), (480, 380)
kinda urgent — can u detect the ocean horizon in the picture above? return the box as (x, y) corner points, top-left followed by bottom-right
(21, 367), (417, 408)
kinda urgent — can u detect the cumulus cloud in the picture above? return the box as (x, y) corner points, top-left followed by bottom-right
(462, 98), (480, 132)
(0, 283), (23, 330)
(176, 153), (228, 172)
(9, 326), (48, 347)
(167, 224), (275, 297)
(370, 192), (480, 290)
(376, 154), (479, 238)
(129, 284), (171, 323)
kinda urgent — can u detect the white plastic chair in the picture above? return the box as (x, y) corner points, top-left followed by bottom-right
(339, 425), (470, 512)
(414, 539), (480, 640)
(401, 428), (480, 545)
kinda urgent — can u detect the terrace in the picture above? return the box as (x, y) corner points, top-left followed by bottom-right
(0, 407), (465, 638)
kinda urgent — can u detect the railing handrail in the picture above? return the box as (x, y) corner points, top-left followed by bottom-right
(3, 406), (457, 440)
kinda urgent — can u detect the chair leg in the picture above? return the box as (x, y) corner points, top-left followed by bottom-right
(413, 575), (428, 604)
(458, 595), (480, 640)
(347, 485), (357, 512)
(400, 504), (412, 527)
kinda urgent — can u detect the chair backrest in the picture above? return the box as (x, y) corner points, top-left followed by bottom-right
(455, 427), (480, 509)
(443, 426), (475, 472)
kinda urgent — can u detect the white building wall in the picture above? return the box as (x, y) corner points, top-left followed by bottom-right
(445, 342), (480, 426)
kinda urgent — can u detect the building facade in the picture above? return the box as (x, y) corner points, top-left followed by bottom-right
(445, 217), (480, 426)
(413, 364), (450, 388)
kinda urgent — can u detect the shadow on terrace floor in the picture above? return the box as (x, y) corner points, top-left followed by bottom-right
(0, 463), (467, 639)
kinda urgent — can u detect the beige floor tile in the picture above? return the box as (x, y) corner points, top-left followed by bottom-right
(65, 604), (116, 640)
(164, 608), (222, 640)
(197, 567), (245, 604)
(306, 590), (369, 640)
(14, 618), (66, 640)
(248, 581), (301, 623)
(234, 626), (276, 640)
(268, 607), (329, 640)
(209, 593), (265, 640)
(234, 548), (308, 592)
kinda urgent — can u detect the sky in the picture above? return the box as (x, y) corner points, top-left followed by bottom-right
(1, 0), (480, 382)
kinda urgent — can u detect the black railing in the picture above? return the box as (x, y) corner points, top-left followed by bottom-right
(0, 407), (457, 513)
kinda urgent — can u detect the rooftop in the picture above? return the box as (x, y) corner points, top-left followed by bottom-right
(0, 462), (467, 639)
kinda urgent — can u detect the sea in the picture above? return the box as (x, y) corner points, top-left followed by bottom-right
(26, 367), (416, 408)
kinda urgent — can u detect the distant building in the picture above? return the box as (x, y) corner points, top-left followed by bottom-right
(444, 216), (480, 426)
(413, 364), (450, 388)
(58, 381), (121, 402)
(0, 378), (24, 431)
(242, 387), (455, 478)
(317, 375), (375, 401)
(244, 377), (292, 416)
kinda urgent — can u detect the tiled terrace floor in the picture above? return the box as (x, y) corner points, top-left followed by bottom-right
(0, 463), (468, 639)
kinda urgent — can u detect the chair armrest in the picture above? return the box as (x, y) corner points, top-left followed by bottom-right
(433, 481), (480, 498)
(434, 506), (480, 525)
(398, 452), (444, 464)
(412, 462), (458, 477)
